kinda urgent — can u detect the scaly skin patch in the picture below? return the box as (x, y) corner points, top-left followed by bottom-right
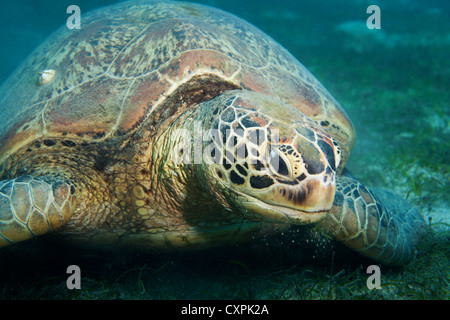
(0, 176), (76, 246)
(319, 176), (428, 266)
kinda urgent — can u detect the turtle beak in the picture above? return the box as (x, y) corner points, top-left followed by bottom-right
(236, 190), (331, 225)
(238, 171), (336, 224)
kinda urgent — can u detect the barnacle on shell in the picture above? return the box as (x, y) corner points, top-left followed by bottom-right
(38, 69), (56, 85)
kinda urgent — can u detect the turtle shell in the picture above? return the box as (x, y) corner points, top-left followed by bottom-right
(0, 0), (355, 167)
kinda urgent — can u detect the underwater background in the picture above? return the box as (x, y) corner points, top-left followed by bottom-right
(0, 0), (448, 299)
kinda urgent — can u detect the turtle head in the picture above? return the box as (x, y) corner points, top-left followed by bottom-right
(191, 90), (342, 224)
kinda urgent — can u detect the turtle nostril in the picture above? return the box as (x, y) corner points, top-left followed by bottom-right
(269, 149), (289, 176)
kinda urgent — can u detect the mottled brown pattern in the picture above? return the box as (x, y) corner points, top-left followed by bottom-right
(0, 176), (76, 246)
(43, 76), (131, 137)
(0, 0), (354, 163)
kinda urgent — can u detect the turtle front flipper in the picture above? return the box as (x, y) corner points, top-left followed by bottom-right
(319, 176), (428, 266)
(0, 176), (77, 247)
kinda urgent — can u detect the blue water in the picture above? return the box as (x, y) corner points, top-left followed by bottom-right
(0, 0), (448, 300)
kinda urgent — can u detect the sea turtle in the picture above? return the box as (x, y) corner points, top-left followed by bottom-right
(0, 0), (427, 266)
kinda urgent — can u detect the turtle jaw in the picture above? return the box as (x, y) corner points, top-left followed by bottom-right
(235, 190), (329, 224)
(246, 204), (327, 225)
(230, 178), (335, 225)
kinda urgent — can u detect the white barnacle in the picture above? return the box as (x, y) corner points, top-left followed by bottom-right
(38, 69), (56, 85)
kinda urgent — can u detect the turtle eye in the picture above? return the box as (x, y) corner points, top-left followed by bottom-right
(269, 149), (290, 176)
